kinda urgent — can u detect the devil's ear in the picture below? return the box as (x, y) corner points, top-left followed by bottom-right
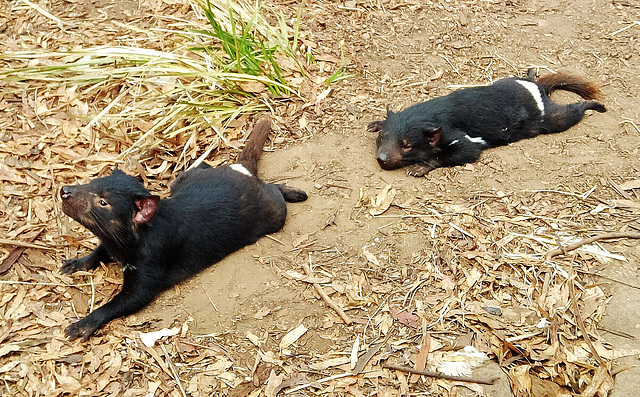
(423, 127), (442, 146)
(385, 105), (394, 117)
(133, 195), (160, 224)
(111, 165), (126, 176)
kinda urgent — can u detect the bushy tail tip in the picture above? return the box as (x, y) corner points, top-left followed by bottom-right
(238, 117), (271, 175)
(535, 72), (603, 101)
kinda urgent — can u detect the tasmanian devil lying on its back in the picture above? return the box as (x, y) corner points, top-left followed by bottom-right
(369, 69), (607, 176)
(60, 118), (307, 341)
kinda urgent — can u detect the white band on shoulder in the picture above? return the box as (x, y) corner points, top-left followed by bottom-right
(516, 80), (545, 116)
(230, 163), (253, 177)
(465, 135), (487, 145)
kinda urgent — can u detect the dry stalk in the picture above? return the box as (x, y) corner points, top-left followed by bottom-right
(621, 118), (640, 134)
(382, 363), (498, 385)
(160, 344), (187, 397)
(285, 372), (353, 394)
(19, 0), (64, 29)
(0, 238), (50, 250)
(439, 55), (462, 77)
(493, 51), (519, 74)
(579, 357), (611, 397)
(546, 231), (640, 260)
(609, 21), (640, 37)
(568, 267), (606, 368)
(89, 276), (95, 313)
(142, 343), (173, 377)
(0, 280), (90, 287)
(303, 253), (352, 325)
(577, 269), (640, 290)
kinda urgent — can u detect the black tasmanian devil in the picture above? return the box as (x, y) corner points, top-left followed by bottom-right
(60, 118), (307, 341)
(368, 69), (607, 176)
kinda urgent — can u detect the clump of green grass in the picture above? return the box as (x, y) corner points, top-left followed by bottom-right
(325, 67), (357, 85)
(0, 0), (305, 160)
(193, 0), (304, 95)
(324, 38), (356, 85)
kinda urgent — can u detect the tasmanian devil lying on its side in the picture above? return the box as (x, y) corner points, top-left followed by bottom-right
(368, 69), (607, 176)
(60, 118), (307, 341)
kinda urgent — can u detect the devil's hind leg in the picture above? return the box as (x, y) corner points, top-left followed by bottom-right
(543, 101), (606, 134)
(278, 185), (307, 203)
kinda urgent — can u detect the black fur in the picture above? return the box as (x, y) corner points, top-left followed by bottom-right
(369, 69), (607, 177)
(60, 119), (307, 340)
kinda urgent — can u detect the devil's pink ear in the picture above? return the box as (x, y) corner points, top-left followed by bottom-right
(424, 127), (442, 146)
(133, 196), (160, 224)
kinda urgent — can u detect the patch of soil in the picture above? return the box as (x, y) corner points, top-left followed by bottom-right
(1, 0), (639, 396)
(139, 0), (640, 395)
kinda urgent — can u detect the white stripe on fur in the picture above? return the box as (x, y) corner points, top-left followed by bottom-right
(230, 163), (252, 177)
(465, 135), (487, 145)
(516, 80), (545, 116)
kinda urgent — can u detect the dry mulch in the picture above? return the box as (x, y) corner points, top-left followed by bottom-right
(2, 0), (640, 396)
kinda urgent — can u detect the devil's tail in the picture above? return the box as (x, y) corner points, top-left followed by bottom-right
(534, 71), (602, 101)
(237, 118), (271, 176)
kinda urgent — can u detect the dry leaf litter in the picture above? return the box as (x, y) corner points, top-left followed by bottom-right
(1, 0), (640, 396)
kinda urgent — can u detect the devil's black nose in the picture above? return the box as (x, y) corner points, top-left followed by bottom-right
(377, 154), (398, 170)
(60, 186), (72, 200)
(377, 155), (391, 169)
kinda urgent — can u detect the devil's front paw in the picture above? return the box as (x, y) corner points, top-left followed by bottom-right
(406, 164), (433, 177)
(367, 121), (384, 132)
(66, 317), (102, 341)
(61, 258), (94, 274)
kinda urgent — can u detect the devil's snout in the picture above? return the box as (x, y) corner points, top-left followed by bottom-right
(60, 186), (74, 200)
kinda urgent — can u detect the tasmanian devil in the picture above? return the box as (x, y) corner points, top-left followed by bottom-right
(60, 118), (307, 341)
(368, 69), (607, 177)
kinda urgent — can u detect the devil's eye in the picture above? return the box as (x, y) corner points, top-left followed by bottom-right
(99, 199), (108, 207)
(402, 140), (413, 150)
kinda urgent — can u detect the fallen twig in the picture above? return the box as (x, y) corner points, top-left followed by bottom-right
(160, 344), (187, 397)
(578, 269), (640, 290)
(609, 21), (640, 37)
(18, 0), (64, 29)
(612, 364), (638, 376)
(607, 177), (632, 199)
(0, 280), (90, 287)
(597, 325), (636, 340)
(0, 237), (50, 250)
(382, 363), (498, 385)
(303, 253), (352, 325)
(621, 117), (640, 134)
(546, 232), (640, 260)
(285, 372), (353, 394)
(568, 268), (606, 368)
(440, 55), (461, 77)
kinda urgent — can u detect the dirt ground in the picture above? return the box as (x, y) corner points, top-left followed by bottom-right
(140, 0), (640, 394)
(1, 0), (640, 396)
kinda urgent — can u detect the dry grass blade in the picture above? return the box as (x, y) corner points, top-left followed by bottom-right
(0, 0), (306, 161)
